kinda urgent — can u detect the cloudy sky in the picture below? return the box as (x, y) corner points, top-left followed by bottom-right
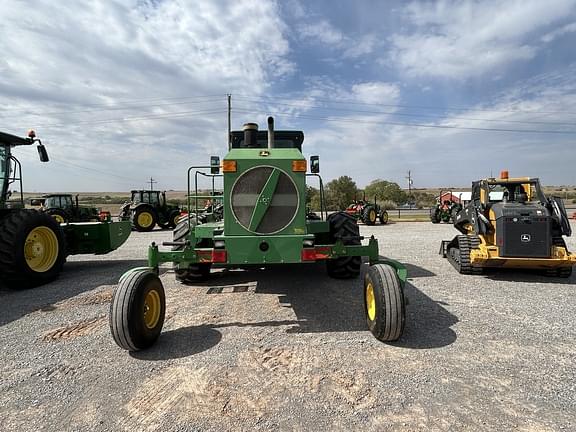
(1, 0), (576, 192)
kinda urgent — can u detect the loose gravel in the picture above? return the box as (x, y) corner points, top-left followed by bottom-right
(1, 222), (575, 431)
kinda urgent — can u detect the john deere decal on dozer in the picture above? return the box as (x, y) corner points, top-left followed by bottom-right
(110, 118), (408, 351)
(440, 171), (575, 277)
(0, 130), (131, 289)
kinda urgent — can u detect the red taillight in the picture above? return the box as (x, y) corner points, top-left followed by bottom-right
(301, 248), (316, 261)
(212, 250), (227, 263)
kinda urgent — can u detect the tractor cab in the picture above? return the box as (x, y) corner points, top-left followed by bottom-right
(0, 130), (48, 211)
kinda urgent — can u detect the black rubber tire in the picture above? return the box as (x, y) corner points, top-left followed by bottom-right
(45, 208), (69, 223)
(361, 205), (377, 225)
(448, 235), (484, 275)
(109, 270), (166, 351)
(379, 210), (389, 225)
(132, 205), (157, 232)
(172, 218), (212, 282)
(168, 210), (181, 229)
(326, 211), (361, 279)
(430, 209), (440, 224)
(364, 263), (405, 342)
(0, 209), (66, 289)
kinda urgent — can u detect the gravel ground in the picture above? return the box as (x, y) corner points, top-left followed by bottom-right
(1, 222), (575, 431)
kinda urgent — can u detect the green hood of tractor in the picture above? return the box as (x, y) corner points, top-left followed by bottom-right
(223, 148), (307, 236)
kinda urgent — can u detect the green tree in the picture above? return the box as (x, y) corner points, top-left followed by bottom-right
(325, 176), (359, 210)
(364, 179), (407, 205)
(306, 186), (322, 211)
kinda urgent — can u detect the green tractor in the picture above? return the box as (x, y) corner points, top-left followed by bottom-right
(110, 118), (408, 351)
(0, 130), (131, 289)
(118, 190), (181, 232)
(32, 193), (106, 223)
(345, 195), (389, 225)
(430, 192), (462, 224)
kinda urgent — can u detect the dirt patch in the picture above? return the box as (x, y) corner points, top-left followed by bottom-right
(41, 316), (107, 341)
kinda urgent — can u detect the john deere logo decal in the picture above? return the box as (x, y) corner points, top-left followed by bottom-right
(521, 234), (531, 243)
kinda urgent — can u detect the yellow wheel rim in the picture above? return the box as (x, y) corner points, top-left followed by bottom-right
(143, 289), (161, 329)
(382, 213), (388, 223)
(52, 214), (65, 224)
(137, 212), (153, 228)
(24, 227), (59, 272)
(370, 210), (376, 223)
(366, 282), (376, 321)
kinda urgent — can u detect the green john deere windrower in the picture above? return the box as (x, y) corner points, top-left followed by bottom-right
(110, 117), (408, 351)
(0, 130), (131, 289)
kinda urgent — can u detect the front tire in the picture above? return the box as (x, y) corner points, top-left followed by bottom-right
(132, 206), (157, 232)
(326, 211), (361, 279)
(361, 205), (377, 225)
(45, 208), (69, 224)
(379, 210), (389, 225)
(0, 210), (66, 289)
(109, 270), (166, 351)
(364, 264), (405, 342)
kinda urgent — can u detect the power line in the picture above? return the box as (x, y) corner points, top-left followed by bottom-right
(232, 108), (576, 135)
(11, 108), (228, 129)
(0, 94), (225, 115)
(234, 96), (576, 127)
(0, 97), (225, 119)
(234, 93), (576, 116)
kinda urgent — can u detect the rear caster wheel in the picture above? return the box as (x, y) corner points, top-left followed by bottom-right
(110, 270), (165, 351)
(364, 264), (405, 342)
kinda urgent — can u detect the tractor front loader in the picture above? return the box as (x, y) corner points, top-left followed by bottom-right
(110, 117), (408, 351)
(0, 130), (131, 289)
(440, 171), (575, 277)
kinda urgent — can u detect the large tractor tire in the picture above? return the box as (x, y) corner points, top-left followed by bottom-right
(326, 211), (361, 279)
(430, 209), (440, 224)
(361, 205), (377, 225)
(45, 208), (69, 224)
(132, 205), (157, 232)
(364, 263), (405, 341)
(0, 210), (66, 289)
(172, 218), (212, 282)
(110, 269), (165, 351)
(446, 235), (484, 275)
(379, 210), (389, 225)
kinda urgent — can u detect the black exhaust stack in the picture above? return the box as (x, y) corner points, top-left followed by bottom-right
(267, 116), (275, 149)
(242, 123), (258, 148)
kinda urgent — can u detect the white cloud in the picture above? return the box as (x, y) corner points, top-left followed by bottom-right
(390, 0), (576, 79)
(351, 82), (400, 105)
(298, 19), (344, 45)
(541, 22), (576, 42)
(0, 0), (294, 191)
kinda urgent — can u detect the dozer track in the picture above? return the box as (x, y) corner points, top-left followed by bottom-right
(446, 235), (484, 275)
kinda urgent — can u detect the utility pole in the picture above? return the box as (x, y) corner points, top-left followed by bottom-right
(405, 170), (414, 208)
(148, 177), (157, 191)
(227, 94), (232, 150)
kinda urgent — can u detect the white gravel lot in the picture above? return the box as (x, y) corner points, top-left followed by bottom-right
(1, 221), (575, 431)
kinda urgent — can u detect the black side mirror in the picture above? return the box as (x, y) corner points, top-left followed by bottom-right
(210, 156), (220, 174)
(37, 144), (49, 162)
(310, 155), (319, 173)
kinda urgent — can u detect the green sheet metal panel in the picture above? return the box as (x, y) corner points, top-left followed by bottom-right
(63, 220), (131, 255)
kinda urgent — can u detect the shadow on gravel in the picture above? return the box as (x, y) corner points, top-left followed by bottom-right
(483, 268), (574, 284)
(0, 259), (146, 327)
(131, 325), (222, 361)
(392, 282), (458, 349)
(176, 262), (456, 350)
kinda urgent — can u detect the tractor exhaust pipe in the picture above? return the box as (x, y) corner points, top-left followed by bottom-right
(242, 123), (258, 148)
(267, 116), (274, 149)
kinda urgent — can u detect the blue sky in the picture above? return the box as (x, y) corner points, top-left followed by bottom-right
(1, 0), (576, 192)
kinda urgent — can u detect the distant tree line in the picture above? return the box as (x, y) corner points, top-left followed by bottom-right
(307, 176), (436, 211)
